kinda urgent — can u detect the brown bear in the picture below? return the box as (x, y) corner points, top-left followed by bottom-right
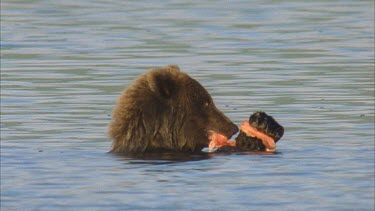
(109, 65), (238, 154)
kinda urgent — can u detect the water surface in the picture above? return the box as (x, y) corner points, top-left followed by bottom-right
(1, 0), (374, 210)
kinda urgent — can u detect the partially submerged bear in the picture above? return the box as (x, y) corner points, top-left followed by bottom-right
(210, 111), (284, 153)
(109, 65), (238, 154)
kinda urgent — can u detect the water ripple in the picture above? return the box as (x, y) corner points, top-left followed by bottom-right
(1, 0), (374, 210)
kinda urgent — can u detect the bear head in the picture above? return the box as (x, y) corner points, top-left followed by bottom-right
(109, 65), (238, 153)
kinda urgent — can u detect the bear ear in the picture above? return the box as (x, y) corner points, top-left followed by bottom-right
(148, 70), (177, 99)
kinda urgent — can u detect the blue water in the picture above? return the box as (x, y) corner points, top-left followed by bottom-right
(1, 0), (374, 210)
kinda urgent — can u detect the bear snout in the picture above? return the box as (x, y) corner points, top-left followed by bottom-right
(211, 122), (239, 140)
(230, 123), (239, 137)
(211, 111), (239, 139)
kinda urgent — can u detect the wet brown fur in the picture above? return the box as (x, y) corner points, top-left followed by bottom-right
(109, 65), (238, 154)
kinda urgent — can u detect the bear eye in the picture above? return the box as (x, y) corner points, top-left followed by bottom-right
(204, 102), (210, 107)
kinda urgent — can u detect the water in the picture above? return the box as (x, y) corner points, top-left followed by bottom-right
(1, 0), (374, 210)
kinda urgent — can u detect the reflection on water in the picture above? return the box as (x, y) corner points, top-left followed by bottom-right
(112, 151), (281, 165)
(112, 152), (214, 164)
(1, 0), (374, 210)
